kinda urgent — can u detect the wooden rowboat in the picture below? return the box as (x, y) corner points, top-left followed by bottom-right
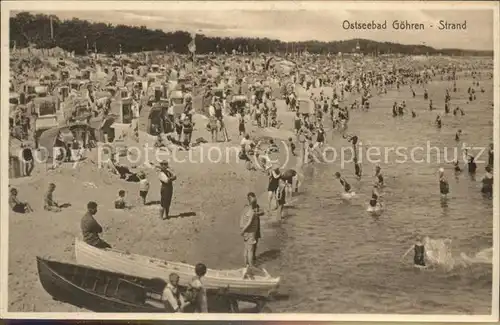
(37, 257), (262, 313)
(37, 256), (171, 312)
(75, 238), (280, 300)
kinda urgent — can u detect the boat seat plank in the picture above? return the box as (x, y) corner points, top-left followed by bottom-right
(115, 278), (147, 304)
(103, 278), (111, 296)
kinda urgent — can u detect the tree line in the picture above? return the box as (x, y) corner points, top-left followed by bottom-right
(10, 12), (493, 56)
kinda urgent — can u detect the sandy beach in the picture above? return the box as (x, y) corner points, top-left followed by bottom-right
(8, 101), (299, 312)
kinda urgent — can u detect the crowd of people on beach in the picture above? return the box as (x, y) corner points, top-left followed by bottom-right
(8, 47), (495, 310)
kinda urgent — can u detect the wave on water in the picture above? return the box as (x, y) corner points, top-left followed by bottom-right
(424, 237), (492, 271)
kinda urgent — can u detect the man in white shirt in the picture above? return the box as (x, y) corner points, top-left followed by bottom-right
(162, 273), (189, 312)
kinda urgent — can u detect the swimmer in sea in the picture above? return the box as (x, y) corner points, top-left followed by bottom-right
(334, 172), (353, 197)
(402, 236), (426, 268)
(374, 165), (384, 187)
(487, 143), (493, 169)
(452, 160), (462, 179)
(367, 183), (383, 214)
(435, 115), (442, 128)
(343, 133), (358, 147)
(455, 129), (462, 142)
(343, 133), (359, 158)
(439, 168), (450, 198)
(480, 166), (493, 199)
(354, 157), (362, 180)
(464, 149), (477, 177)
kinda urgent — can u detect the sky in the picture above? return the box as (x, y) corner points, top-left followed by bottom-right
(17, 8), (495, 50)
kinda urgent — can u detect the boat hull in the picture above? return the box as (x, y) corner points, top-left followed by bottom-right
(75, 238), (280, 299)
(37, 257), (162, 312)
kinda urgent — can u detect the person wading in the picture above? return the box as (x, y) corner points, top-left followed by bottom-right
(157, 160), (177, 220)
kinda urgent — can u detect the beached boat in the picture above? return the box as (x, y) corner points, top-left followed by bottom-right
(37, 256), (172, 312)
(74, 238), (280, 300)
(37, 256), (259, 313)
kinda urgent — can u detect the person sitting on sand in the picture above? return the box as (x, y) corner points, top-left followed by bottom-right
(9, 187), (33, 214)
(154, 134), (165, 148)
(44, 183), (61, 212)
(401, 235), (426, 268)
(267, 139), (279, 153)
(110, 153), (140, 182)
(81, 201), (111, 249)
(114, 190), (129, 209)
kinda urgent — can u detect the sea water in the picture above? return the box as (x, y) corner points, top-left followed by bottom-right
(260, 76), (493, 314)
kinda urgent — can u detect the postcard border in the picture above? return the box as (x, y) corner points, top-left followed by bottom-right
(1, 1), (499, 321)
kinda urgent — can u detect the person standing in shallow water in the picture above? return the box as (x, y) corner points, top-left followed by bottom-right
(157, 160), (177, 220)
(439, 168), (450, 198)
(481, 166), (493, 199)
(402, 236), (426, 268)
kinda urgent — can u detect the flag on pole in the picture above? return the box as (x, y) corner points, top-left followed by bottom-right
(50, 16), (54, 40)
(188, 32), (196, 54)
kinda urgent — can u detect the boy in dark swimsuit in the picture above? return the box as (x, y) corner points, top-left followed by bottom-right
(402, 236), (426, 268)
(334, 172), (352, 193)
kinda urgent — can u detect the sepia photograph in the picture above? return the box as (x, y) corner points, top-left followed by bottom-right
(1, 1), (498, 321)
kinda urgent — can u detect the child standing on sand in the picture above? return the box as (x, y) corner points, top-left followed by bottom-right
(138, 172), (150, 205)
